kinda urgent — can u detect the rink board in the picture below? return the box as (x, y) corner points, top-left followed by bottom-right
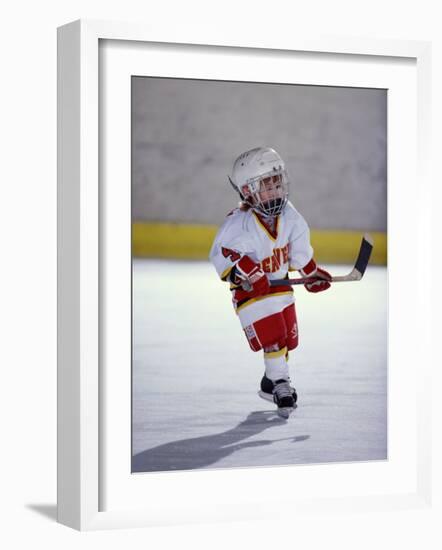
(132, 223), (387, 265)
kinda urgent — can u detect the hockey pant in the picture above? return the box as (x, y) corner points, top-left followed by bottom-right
(237, 295), (298, 381)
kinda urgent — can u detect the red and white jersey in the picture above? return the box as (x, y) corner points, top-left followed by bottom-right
(209, 201), (314, 314)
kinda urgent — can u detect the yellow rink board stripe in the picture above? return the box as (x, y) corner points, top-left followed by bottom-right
(132, 222), (387, 265)
(133, 223), (219, 260)
(309, 230), (387, 266)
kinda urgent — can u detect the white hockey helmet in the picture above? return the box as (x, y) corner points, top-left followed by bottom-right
(229, 147), (290, 217)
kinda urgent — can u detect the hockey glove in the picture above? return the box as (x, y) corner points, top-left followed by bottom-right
(301, 259), (332, 293)
(234, 255), (270, 296)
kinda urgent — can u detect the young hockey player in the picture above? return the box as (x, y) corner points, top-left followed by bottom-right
(209, 147), (331, 418)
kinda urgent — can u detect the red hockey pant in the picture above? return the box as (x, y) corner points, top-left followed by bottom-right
(244, 303), (298, 352)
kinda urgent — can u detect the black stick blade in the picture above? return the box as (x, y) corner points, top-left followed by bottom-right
(354, 234), (374, 277)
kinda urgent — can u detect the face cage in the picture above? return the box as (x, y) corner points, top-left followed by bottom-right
(243, 170), (289, 217)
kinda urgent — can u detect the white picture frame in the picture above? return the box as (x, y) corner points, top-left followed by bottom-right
(57, 19), (433, 531)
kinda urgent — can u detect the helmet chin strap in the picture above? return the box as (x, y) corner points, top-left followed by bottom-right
(257, 207), (276, 219)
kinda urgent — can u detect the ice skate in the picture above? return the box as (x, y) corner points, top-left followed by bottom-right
(272, 379), (296, 419)
(258, 375), (297, 405)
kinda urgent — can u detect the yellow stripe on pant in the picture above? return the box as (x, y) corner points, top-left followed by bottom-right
(263, 347), (288, 360)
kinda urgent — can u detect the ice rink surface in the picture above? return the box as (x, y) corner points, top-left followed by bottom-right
(132, 259), (387, 473)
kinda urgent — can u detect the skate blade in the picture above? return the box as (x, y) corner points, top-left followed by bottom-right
(258, 390), (274, 403)
(276, 407), (294, 419)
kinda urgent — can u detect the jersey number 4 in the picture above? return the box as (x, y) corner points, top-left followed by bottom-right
(222, 247), (241, 263)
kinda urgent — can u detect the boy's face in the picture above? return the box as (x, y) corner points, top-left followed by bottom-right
(240, 170), (289, 216)
(257, 174), (285, 202)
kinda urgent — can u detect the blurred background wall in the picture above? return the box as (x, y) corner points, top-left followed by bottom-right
(132, 77), (387, 264)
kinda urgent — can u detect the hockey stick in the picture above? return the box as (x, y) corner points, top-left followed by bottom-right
(269, 233), (374, 287)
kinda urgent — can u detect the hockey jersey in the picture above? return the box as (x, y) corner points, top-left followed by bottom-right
(209, 202), (314, 310)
